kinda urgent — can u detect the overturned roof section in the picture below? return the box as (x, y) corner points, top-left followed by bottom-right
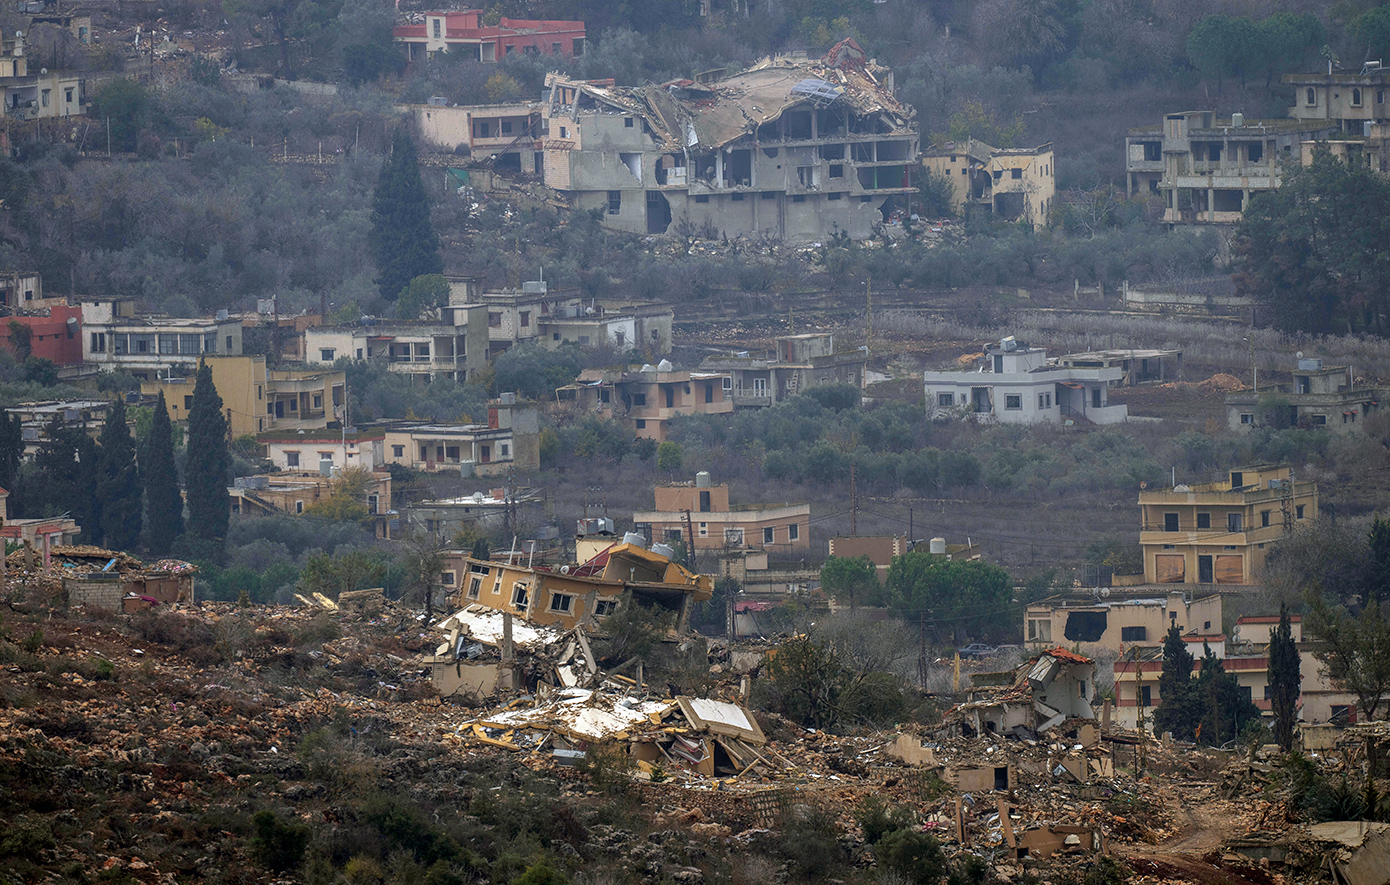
(545, 41), (912, 154)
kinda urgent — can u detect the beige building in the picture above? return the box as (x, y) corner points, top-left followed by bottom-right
(633, 473), (810, 554)
(557, 364), (732, 441)
(921, 138), (1055, 228)
(440, 540), (712, 632)
(1226, 355), (1387, 431)
(700, 333), (867, 408)
(1285, 66), (1390, 133)
(230, 471), (392, 537)
(142, 356), (345, 438)
(304, 304), (489, 384)
(262, 430), (385, 473)
(1139, 464), (1317, 585)
(479, 280), (673, 357)
(381, 396), (541, 475)
(0, 35), (85, 120)
(1114, 614), (1361, 730)
(540, 40), (917, 242)
(83, 300), (244, 380)
(409, 100), (542, 173)
(1024, 590), (1223, 656)
(1125, 111), (1337, 224)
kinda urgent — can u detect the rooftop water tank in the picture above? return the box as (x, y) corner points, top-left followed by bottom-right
(622, 531), (646, 547)
(695, 471), (712, 488)
(929, 537), (947, 555)
(650, 542), (676, 560)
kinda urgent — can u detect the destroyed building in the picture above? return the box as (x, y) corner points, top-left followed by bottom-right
(921, 138), (1056, 229)
(540, 40), (917, 241)
(439, 539), (714, 633)
(943, 647), (1096, 738)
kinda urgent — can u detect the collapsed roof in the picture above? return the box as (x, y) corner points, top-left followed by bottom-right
(545, 38), (913, 154)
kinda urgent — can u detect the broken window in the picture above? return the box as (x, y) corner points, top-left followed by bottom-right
(829, 164), (844, 178)
(1011, 168), (1022, 179)
(1120, 626), (1146, 641)
(607, 190), (621, 215)
(512, 583), (530, 610)
(1063, 610), (1107, 642)
(594, 599), (618, 617)
(468, 577), (482, 599)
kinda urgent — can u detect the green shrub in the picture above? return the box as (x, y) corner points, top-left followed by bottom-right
(510, 862), (567, 885)
(780, 806), (845, 880)
(250, 810), (310, 873)
(875, 827), (947, 885)
(856, 795), (915, 844)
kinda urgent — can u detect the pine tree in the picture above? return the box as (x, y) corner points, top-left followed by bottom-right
(370, 129), (442, 301)
(1269, 603), (1301, 752)
(185, 362), (230, 547)
(143, 392), (183, 555)
(96, 395), (142, 552)
(31, 414), (78, 519)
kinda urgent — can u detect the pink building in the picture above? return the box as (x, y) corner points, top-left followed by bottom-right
(393, 10), (585, 63)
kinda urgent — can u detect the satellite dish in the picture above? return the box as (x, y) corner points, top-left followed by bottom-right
(1140, 480), (1148, 489)
(1296, 351), (1304, 359)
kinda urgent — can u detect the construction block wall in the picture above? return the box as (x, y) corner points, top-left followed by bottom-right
(64, 576), (124, 610)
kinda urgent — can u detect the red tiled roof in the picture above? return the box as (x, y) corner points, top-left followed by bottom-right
(1041, 646), (1093, 664)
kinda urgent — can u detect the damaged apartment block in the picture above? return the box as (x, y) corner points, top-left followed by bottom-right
(541, 39), (917, 242)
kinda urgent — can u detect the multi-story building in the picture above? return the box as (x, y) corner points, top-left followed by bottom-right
(1138, 464), (1317, 585)
(540, 40), (918, 242)
(261, 430), (385, 473)
(923, 337), (1127, 425)
(1124, 110), (1337, 224)
(410, 100), (543, 173)
(392, 9), (585, 63)
(6, 399), (112, 459)
(476, 280), (673, 357)
(556, 364), (733, 441)
(81, 300), (244, 380)
(381, 395), (541, 475)
(1113, 613), (1360, 730)
(0, 271), (42, 309)
(1023, 589), (1224, 656)
(399, 487), (545, 539)
(1226, 355), (1386, 431)
(0, 34), (85, 120)
(700, 333), (866, 408)
(632, 472), (810, 555)
(921, 138), (1056, 228)
(141, 355), (345, 438)
(1284, 65), (1390, 134)
(303, 303), (488, 384)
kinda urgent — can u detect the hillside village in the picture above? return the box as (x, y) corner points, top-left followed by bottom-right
(6, 2), (1390, 885)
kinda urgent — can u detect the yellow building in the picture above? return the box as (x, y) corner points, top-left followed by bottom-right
(921, 138), (1055, 228)
(142, 355), (346, 438)
(1138, 465), (1317, 585)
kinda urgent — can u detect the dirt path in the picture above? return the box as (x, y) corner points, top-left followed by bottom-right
(1117, 785), (1278, 885)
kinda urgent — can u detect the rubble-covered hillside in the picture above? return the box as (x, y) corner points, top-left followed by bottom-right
(1, 574), (1385, 885)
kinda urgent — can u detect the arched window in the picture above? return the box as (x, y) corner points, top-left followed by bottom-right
(1307, 87), (1317, 106)
(1353, 88), (1363, 106)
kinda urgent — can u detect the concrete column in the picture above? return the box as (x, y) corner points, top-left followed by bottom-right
(715, 151), (724, 188)
(1207, 186), (1214, 221)
(42, 532), (50, 576)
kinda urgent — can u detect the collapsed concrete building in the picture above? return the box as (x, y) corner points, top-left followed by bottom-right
(541, 39), (918, 241)
(942, 647), (1097, 739)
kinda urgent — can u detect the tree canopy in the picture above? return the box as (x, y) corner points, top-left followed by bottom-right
(142, 391), (184, 556)
(820, 554), (885, 608)
(96, 395), (142, 552)
(370, 130), (442, 302)
(185, 362), (231, 551)
(1234, 149), (1390, 335)
(885, 551), (1013, 640)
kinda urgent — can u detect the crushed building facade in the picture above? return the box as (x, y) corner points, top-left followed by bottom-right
(541, 40), (917, 242)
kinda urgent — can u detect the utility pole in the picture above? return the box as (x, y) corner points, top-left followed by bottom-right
(908, 506), (913, 548)
(850, 464), (857, 536)
(865, 276), (873, 356)
(683, 508), (697, 574)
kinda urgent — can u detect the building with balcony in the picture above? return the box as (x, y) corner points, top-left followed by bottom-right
(6, 399), (113, 459)
(1226, 356), (1386, 431)
(393, 9), (584, 63)
(1125, 111), (1337, 224)
(142, 355), (345, 438)
(303, 303), (488, 384)
(399, 486), (545, 540)
(556, 363), (733, 441)
(700, 332), (866, 408)
(921, 138), (1055, 228)
(410, 100), (542, 173)
(82, 300), (244, 380)
(1113, 613), (1360, 730)
(380, 395), (541, 475)
(0, 35), (85, 120)
(923, 337), (1128, 425)
(477, 280), (673, 357)
(633, 472), (810, 555)
(1139, 464), (1317, 585)
(540, 40), (917, 242)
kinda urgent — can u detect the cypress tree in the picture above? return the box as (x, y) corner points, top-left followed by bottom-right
(73, 433), (101, 543)
(32, 414), (78, 520)
(185, 362), (230, 546)
(1152, 625), (1199, 741)
(0, 411), (22, 513)
(143, 392), (183, 555)
(96, 395), (141, 552)
(1269, 603), (1301, 752)
(370, 129), (441, 301)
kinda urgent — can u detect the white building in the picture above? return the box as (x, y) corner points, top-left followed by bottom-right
(261, 431), (385, 473)
(304, 304), (488, 384)
(81, 299), (244, 381)
(924, 338), (1127, 425)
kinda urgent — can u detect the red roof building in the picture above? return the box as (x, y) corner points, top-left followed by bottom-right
(393, 10), (585, 63)
(0, 304), (83, 366)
